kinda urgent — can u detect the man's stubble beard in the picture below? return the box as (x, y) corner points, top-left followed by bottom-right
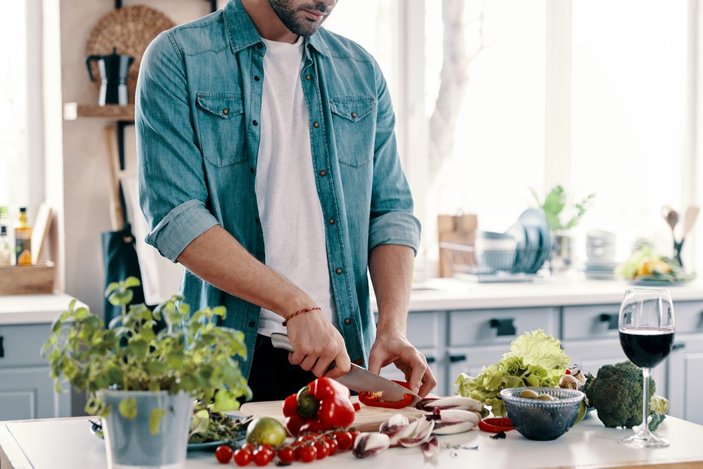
(268, 0), (330, 37)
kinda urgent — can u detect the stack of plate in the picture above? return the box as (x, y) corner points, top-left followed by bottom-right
(506, 209), (552, 274)
(584, 262), (617, 280)
(584, 231), (617, 280)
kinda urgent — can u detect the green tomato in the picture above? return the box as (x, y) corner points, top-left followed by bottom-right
(246, 417), (287, 448)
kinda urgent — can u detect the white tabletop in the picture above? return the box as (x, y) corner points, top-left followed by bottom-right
(1, 413), (702, 469)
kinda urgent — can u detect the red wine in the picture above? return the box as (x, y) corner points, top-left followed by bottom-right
(619, 329), (674, 368)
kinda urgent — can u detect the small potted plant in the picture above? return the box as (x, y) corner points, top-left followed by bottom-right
(43, 277), (251, 468)
(532, 185), (595, 273)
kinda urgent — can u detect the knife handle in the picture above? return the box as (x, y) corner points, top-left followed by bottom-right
(271, 332), (294, 352)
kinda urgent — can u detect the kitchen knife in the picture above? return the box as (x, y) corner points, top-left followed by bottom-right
(270, 332), (422, 406)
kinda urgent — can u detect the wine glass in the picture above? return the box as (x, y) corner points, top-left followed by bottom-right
(618, 287), (675, 448)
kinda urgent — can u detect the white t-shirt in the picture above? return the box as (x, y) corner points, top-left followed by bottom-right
(255, 37), (336, 336)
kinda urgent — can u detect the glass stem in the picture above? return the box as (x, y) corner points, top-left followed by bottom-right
(641, 367), (651, 435)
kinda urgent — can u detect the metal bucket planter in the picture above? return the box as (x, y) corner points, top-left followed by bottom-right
(100, 390), (193, 469)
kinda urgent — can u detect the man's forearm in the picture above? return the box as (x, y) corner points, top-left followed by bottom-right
(368, 244), (414, 334)
(176, 225), (313, 316)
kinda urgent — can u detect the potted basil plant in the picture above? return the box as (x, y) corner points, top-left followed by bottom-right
(43, 277), (251, 469)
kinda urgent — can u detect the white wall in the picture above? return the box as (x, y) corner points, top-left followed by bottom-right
(59, 0), (220, 314)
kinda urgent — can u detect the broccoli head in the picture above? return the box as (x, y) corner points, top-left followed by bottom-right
(583, 361), (655, 428)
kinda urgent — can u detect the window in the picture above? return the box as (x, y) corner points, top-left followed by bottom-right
(571, 0), (690, 260)
(328, 1), (699, 272)
(424, 0), (546, 233)
(0, 3), (29, 209)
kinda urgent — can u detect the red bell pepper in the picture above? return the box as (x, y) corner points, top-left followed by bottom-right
(281, 377), (355, 436)
(358, 380), (415, 409)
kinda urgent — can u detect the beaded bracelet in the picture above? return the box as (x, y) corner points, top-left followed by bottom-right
(282, 306), (321, 327)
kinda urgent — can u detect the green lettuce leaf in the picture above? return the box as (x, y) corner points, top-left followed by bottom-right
(455, 329), (571, 417)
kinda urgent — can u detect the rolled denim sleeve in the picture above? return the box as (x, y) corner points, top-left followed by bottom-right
(136, 32), (218, 262)
(368, 63), (421, 254)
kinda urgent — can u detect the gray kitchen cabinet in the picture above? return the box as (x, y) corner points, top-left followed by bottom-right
(378, 293), (703, 419)
(0, 323), (70, 420)
(561, 304), (666, 394)
(445, 307), (560, 395)
(378, 311), (447, 394)
(666, 301), (703, 424)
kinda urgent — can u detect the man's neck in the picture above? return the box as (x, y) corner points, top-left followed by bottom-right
(241, 0), (299, 43)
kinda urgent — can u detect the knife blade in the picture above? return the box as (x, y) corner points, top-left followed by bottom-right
(270, 332), (421, 405)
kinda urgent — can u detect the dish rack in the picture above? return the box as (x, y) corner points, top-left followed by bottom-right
(439, 242), (548, 282)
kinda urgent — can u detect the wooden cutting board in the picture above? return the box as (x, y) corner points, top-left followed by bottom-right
(240, 396), (425, 432)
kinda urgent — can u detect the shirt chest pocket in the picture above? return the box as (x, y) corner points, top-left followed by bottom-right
(196, 93), (247, 167)
(330, 96), (376, 167)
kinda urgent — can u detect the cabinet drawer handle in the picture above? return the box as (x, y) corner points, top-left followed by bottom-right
(672, 342), (686, 351)
(0, 336), (4, 358)
(598, 313), (619, 330)
(425, 356), (436, 364)
(449, 354), (467, 363)
(489, 318), (516, 336)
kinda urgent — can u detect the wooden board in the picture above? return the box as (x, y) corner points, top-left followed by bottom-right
(0, 263), (55, 295)
(31, 203), (53, 265)
(240, 397), (425, 432)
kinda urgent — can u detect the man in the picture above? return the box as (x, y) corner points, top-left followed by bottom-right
(136, 0), (436, 401)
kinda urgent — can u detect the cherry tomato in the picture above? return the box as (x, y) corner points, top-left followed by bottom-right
(215, 445), (233, 464)
(325, 437), (338, 455)
(241, 443), (256, 452)
(253, 446), (274, 466)
(296, 444), (317, 463)
(349, 430), (360, 446)
(334, 431), (353, 451)
(277, 446), (295, 464)
(314, 440), (330, 459)
(233, 448), (252, 467)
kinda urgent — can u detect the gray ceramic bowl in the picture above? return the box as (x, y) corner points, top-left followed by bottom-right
(500, 387), (584, 441)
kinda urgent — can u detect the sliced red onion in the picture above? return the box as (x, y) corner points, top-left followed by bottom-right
(352, 432), (390, 458)
(421, 436), (440, 462)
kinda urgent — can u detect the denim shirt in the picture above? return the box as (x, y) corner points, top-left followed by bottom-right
(136, 0), (420, 377)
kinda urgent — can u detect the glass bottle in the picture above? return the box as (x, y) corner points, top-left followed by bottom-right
(0, 224), (10, 267)
(15, 207), (32, 266)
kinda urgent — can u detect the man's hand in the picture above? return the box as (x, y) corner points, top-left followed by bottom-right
(368, 331), (436, 397)
(286, 310), (351, 379)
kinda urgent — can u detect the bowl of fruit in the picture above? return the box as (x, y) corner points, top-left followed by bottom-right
(618, 243), (695, 285)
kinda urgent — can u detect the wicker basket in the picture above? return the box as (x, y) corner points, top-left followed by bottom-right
(85, 5), (175, 105)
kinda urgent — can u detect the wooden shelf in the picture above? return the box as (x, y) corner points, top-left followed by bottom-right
(63, 103), (135, 121)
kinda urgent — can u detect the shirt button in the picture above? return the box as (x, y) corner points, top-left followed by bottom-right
(319, 170), (326, 177)
(305, 74), (312, 80)
(351, 112), (357, 119)
(249, 167), (255, 174)
(313, 121), (320, 128)
(329, 218), (335, 225)
(256, 43), (263, 49)
(254, 75), (260, 81)
(344, 318), (351, 325)
(255, 217), (260, 224)
(252, 120), (259, 126)
(335, 268), (343, 275)
(248, 321), (255, 328)
(222, 108), (229, 116)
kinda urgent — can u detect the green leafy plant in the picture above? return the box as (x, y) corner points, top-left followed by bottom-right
(531, 185), (595, 232)
(42, 277), (251, 426)
(455, 330), (571, 416)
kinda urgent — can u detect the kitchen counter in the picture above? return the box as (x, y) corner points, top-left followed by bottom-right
(1, 413), (703, 468)
(3, 279), (703, 325)
(0, 293), (76, 325)
(403, 276), (703, 311)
